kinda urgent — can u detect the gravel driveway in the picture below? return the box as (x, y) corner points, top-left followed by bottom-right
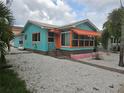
(6, 48), (124, 93)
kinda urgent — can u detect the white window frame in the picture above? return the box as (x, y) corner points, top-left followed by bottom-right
(72, 33), (95, 47)
(32, 32), (40, 44)
(61, 31), (70, 47)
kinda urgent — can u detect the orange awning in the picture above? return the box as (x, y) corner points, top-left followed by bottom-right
(71, 28), (101, 36)
(49, 29), (60, 34)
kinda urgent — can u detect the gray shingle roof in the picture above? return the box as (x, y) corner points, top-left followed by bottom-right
(60, 19), (99, 31)
(28, 20), (60, 29)
(27, 19), (99, 31)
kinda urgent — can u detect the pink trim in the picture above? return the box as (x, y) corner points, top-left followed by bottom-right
(71, 52), (103, 60)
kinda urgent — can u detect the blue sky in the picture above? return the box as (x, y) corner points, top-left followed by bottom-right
(2, 0), (123, 30)
(65, 0), (86, 20)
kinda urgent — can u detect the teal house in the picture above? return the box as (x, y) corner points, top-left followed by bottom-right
(13, 19), (100, 56)
(12, 34), (23, 48)
(11, 26), (23, 48)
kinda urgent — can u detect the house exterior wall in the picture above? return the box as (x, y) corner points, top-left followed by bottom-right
(55, 34), (61, 48)
(48, 42), (55, 50)
(12, 35), (23, 48)
(75, 22), (97, 31)
(13, 37), (20, 48)
(23, 24), (48, 51)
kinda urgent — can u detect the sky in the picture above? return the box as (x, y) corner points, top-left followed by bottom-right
(2, 0), (124, 30)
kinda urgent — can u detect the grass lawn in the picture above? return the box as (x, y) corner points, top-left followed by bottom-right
(0, 68), (30, 93)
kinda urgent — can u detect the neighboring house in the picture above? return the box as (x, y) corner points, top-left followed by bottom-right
(110, 36), (120, 50)
(14, 19), (100, 56)
(12, 26), (23, 35)
(11, 26), (23, 47)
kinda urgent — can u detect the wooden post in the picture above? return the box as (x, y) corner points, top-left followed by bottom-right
(88, 36), (90, 47)
(78, 35), (80, 47)
(70, 31), (72, 48)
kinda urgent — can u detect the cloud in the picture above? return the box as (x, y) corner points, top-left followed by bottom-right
(70, 0), (122, 29)
(10, 0), (77, 26)
(76, 0), (120, 11)
(9, 0), (123, 30)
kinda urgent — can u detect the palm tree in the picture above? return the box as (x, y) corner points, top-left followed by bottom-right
(0, 1), (14, 64)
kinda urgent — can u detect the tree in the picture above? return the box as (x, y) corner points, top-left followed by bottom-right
(102, 8), (124, 50)
(102, 8), (124, 67)
(94, 36), (101, 60)
(119, 8), (124, 67)
(0, 1), (14, 64)
(101, 21), (111, 50)
(109, 9), (122, 49)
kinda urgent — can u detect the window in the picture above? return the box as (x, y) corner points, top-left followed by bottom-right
(89, 37), (94, 46)
(61, 32), (70, 46)
(85, 40), (89, 46)
(79, 40), (84, 46)
(73, 33), (78, 39)
(49, 32), (54, 37)
(61, 33), (65, 45)
(32, 33), (40, 41)
(19, 40), (23, 44)
(72, 33), (79, 46)
(72, 40), (78, 46)
(72, 33), (94, 47)
(48, 38), (54, 42)
(79, 35), (84, 39)
(48, 32), (54, 42)
(90, 41), (94, 46)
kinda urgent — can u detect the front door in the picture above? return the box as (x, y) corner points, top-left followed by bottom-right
(48, 32), (55, 51)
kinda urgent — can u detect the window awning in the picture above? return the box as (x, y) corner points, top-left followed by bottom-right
(71, 28), (101, 36)
(49, 29), (60, 34)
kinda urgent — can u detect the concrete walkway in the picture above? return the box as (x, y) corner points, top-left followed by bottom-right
(70, 59), (124, 75)
(78, 52), (124, 71)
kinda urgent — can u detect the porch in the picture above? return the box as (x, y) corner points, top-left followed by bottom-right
(48, 28), (100, 57)
(49, 28), (100, 49)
